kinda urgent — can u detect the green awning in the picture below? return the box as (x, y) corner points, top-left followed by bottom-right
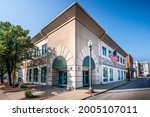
(52, 56), (67, 69)
(82, 56), (95, 69)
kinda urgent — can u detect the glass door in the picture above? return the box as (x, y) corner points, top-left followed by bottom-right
(59, 71), (67, 86)
(83, 70), (89, 87)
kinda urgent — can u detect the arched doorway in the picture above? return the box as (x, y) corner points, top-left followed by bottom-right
(52, 56), (67, 87)
(82, 56), (95, 87)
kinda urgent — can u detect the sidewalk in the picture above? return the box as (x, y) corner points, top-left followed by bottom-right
(0, 78), (137, 100)
(46, 80), (128, 100)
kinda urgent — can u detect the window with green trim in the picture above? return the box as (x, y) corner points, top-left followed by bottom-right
(28, 52), (32, 58)
(120, 57), (123, 63)
(42, 44), (47, 55)
(102, 46), (107, 56)
(110, 68), (113, 81)
(124, 71), (126, 79)
(41, 66), (47, 83)
(117, 56), (119, 62)
(34, 48), (40, 57)
(29, 69), (32, 82)
(103, 67), (108, 82)
(118, 70), (120, 80)
(33, 68), (38, 82)
(123, 59), (125, 64)
(26, 69), (29, 81)
(109, 50), (111, 58)
(121, 71), (123, 80)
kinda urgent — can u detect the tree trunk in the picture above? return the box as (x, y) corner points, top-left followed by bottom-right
(0, 74), (4, 83)
(8, 71), (12, 86)
(13, 68), (16, 87)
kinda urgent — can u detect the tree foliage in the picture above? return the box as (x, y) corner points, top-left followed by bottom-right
(0, 21), (34, 86)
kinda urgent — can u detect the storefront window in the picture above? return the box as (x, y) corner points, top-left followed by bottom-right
(29, 69), (32, 82)
(26, 69), (29, 81)
(118, 70), (120, 80)
(41, 66), (47, 83)
(103, 67), (108, 82)
(33, 68), (38, 82)
(110, 68), (113, 81)
(121, 71), (123, 80)
(124, 71), (126, 79)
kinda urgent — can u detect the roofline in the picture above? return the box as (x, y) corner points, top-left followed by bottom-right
(32, 2), (105, 38)
(74, 2), (105, 33)
(32, 2), (77, 39)
(104, 33), (127, 57)
(32, 2), (127, 57)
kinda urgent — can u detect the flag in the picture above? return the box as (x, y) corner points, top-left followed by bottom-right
(110, 50), (117, 65)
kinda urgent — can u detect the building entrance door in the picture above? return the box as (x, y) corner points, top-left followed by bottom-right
(59, 71), (67, 87)
(83, 70), (89, 87)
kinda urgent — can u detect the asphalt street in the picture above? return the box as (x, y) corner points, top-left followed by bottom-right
(87, 78), (150, 100)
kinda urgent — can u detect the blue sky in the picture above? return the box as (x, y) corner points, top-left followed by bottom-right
(0, 0), (150, 61)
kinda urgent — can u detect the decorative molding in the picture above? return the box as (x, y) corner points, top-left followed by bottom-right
(50, 45), (74, 68)
(77, 46), (98, 68)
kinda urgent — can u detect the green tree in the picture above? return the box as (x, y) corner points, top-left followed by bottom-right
(0, 39), (7, 83)
(0, 21), (34, 86)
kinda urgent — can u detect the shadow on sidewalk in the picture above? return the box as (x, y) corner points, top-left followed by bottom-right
(31, 85), (73, 94)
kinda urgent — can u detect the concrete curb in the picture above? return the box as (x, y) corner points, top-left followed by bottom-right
(82, 82), (128, 100)
(82, 78), (138, 100)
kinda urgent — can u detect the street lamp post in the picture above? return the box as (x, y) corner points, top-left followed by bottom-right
(88, 40), (94, 93)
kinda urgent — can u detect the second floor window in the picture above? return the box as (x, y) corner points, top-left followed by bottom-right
(42, 44), (47, 55)
(102, 46), (106, 56)
(120, 57), (123, 63)
(117, 56), (119, 62)
(123, 59), (125, 64)
(109, 50), (111, 57)
(28, 52), (32, 58)
(34, 48), (39, 57)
